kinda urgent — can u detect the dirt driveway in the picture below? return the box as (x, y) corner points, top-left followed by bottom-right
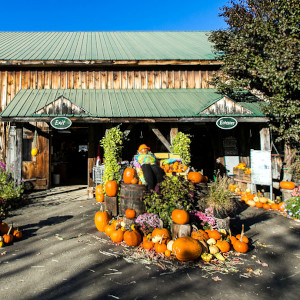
(0, 186), (299, 300)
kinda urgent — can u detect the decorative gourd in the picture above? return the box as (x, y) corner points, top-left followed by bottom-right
(187, 172), (203, 183)
(209, 245), (220, 254)
(0, 222), (9, 235)
(110, 228), (124, 243)
(228, 229), (237, 245)
(191, 228), (209, 241)
(206, 238), (217, 246)
(105, 180), (118, 197)
(167, 240), (174, 251)
(208, 230), (221, 240)
(171, 209), (190, 224)
(201, 252), (213, 262)
(216, 239), (231, 253)
(123, 167), (137, 184)
(0, 236), (4, 248)
(172, 237), (202, 261)
(247, 200), (256, 207)
(258, 197), (268, 204)
(151, 228), (171, 243)
(125, 208), (136, 219)
(95, 210), (111, 232)
(233, 225), (249, 253)
(31, 148), (38, 156)
(280, 181), (296, 190)
(3, 226), (13, 244)
(124, 230), (142, 247)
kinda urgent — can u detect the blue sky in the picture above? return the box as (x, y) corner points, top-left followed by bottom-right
(1, 0), (228, 31)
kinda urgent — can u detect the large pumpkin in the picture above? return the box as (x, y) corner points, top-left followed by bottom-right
(187, 172), (203, 183)
(95, 211), (111, 232)
(124, 230), (142, 247)
(123, 167), (137, 184)
(151, 228), (171, 241)
(171, 209), (190, 224)
(280, 181), (296, 190)
(172, 236), (202, 261)
(105, 180), (118, 197)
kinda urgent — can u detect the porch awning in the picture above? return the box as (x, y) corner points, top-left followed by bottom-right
(0, 89), (266, 121)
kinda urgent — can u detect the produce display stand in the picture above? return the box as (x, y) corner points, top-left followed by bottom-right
(232, 168), (251, 190)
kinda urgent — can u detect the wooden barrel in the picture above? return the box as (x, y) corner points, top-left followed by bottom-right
(119, 183), (147, 217)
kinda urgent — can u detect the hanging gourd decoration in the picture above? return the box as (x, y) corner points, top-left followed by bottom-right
(105, 180), (118, 197)
(171, 209), (190, 225)
(280, 181), (296, 190)
(233, 225), (249, 253)
(172, 237), (202, 261)
(123, 167), (137, 184)
(94, 210), (111, 232)
(124, 229), (142, 247)
(3, 225), (13, 244)
(187, 172), (203, 183)
(31, 127), (38, 156)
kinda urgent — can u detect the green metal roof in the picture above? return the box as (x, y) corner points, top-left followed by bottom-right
(0, 31), (216, 61)
(0, 89), (265, 119)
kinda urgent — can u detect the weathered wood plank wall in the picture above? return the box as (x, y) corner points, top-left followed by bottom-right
(0, 68), (220, 110)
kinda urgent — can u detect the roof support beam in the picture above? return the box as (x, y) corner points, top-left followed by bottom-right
(151, 126), (171, 152)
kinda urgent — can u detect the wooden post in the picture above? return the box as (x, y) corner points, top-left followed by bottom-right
(170, 126), (178, 145)
(15, 125), (23, 185)
(88, 124), (96, 191)
(6, 124), (16, 175)
(151, 126), (171, 152)
(260, 127), (271, 151)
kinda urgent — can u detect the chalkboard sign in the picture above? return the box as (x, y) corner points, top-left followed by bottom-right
(250, 150), (272, 185)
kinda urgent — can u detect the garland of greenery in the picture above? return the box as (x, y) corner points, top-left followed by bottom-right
(170, 132), (192, 166)
(100, 125), (123, 185)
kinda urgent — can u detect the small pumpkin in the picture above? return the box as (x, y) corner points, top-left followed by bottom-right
(201, 252), (213, 262)
(187, 172), (203, 183)
(151, 228), (171, 243)
(271, 203), (279, 210)
(280, 181), (296, 190)
(95, 185), (104, 197)
(256, 202), (263, 208)
(95, 210), (111, 232)
(191, 228), (209, 241)
(171, 209), (190, 225)
(172, 237), (202, 261)
(263, 203), (271, 210)
(143, 238), (154, 250)
(104, 223), (116, 237)
(3, 226), (13, 244)
(208, 230), (221, 240)
(105, 180), (118, 197)
(12, 228), (22, 240)
(110, 228), (124, 243)
(131, 178), (138, 184)
(125, 208), (136, 219)
(164, 249), (172, 257)
(216, 239), (230, 253)
(96, 193), (104, 202)
(278, 202), (285, 212)
(123, 167), (137, 184)
(233, 224), (249, 253)
(154, 242), (167, 253)
(124, 229), (142, 247)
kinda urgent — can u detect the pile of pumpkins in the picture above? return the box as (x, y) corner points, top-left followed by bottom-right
(161, 161), (188, 174)
(234, 162), (251, 174)
(0, 222), (22, 247)
(94, 208), (250, 262)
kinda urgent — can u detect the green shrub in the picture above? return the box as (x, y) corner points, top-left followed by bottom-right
(285, 197), (300, 220)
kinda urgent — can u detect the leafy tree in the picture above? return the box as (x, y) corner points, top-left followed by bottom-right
(209, 0), (300, 173)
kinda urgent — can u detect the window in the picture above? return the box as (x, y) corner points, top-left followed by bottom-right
(23, 138), (33, 161)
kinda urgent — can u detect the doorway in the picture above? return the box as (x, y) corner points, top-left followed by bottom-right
(51, 126), (88, 186)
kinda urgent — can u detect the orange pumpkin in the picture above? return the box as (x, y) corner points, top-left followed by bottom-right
(187, 172), (203, 183)
(233, 239), (248, 253)
(124, 230), (142, 247)
(191, 229), (209, 241)
(12, 228), (22, 240)
(95, 211), (111, 232)
(236, 234), (249, 243)
(3, 226), (13, 244)
(216, 239), (231, 253)
(172, 237), (202, 261)
(110, 228), (124, 243)
(280, 181), (296, 190)
(105, 180), (118, 197)
(95, 185), (104, 197)
(0, 222), (9, 235)
(208, 230), (221, 240)
(151, 228), (171, 242)
(96, 193), (104, 202)
(131, 178), (138, 184)
(165, 249), (172, 257)
(123, 167), (137, 184)
(155, 242), (167, 253)
(104, 223), (116, 237)
(171, 209), (190, 225)
(271, 203), (279, 210)
(143, 239), (154, 250)
(125, 208), (136, 219)
(263, 203), (271, 210)
(256, 202), (263, 208)
(278, 202), (285, 212)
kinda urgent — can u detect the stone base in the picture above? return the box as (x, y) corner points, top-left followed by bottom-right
(171, 222), (191, 239)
